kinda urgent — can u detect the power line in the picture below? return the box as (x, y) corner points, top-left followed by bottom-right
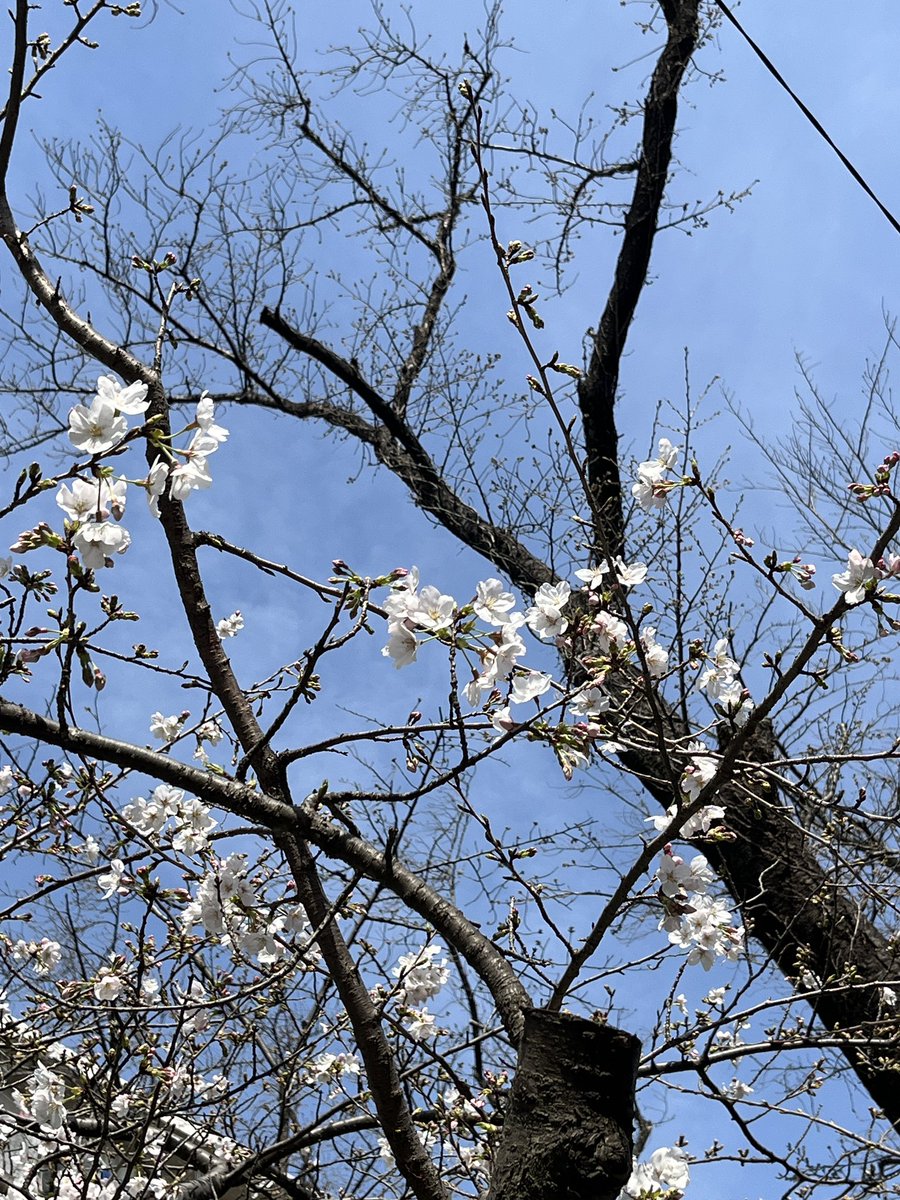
(713, 0), (900, 238)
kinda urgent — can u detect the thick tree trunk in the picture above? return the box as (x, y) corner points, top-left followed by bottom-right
(487, 1009), (640, 1200)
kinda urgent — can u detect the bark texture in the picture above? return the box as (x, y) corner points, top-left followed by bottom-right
(487, 1010), (641, 1200)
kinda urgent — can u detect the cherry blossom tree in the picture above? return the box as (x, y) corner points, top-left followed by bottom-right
(1, 3), (899, 1199)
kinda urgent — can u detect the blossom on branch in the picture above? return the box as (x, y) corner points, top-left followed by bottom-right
(622, 1144), (690, 1199)
(832, 548), (877, 605)
(216, 612), (244, 639)
(67, 398), (128, 455)
(524, 581), (570, 639)
(72, 519), (131, 569)
(95, 373), (150, 415)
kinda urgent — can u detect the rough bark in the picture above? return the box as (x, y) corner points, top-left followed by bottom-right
(624, 719), (900, 1129)
(487, 1010), (641, 1200)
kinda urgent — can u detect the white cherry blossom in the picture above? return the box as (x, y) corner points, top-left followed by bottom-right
(95, 374), (150, 414)
(29, 1064), (67, 1131)
(623, 1145), (690, 1199)
(680, 744), (719, 801)
(172, 798), (217, 854)
(648, 800), (725, 838)
(666, 894), (745, 969)
(68, 398), (128, 455)
(656, 851), (714, 899)
(146, 458), (169, 517)
(217, 611), (244, 638)
(93, 968), (124, 1002)
(57, 476), (127, 522)
(641, 626), (669, 676)
(832, 548), (876, 605)
(591, 609), (629, 652)
(411, 584), (457, 631)
(382, 622), (418, 668)
(72, 519), (130, 569)
(194, 393), (230, 447)
(473, 578), (517, 624)
(98, 859), (127, 899)
(569, 686), (610, 718)
(169, 454), (212, 500)
(393, 944), (450, 1006)
(632, 463), (671, 511)
(576, 557), (648, 590)
(525, 580), (570, 639)
(307, 1051), (361, 1088)
(509, 669), (552, 705)
(150, 712), (184, 741)
(403, 1007), (437, 1040)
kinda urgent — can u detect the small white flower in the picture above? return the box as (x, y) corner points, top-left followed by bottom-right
(94, 969), (124, 1002)
(197, 720), (224, 745)
(832, 548), (876, 606)
(146, 458), (169, 518)
(403, 1007), (437, 1040)
(29, 1064), (67, 1130)
(98, 859), (127, 899)
(194, 392), (229, 446)
(96, 374), (150, 415)
(569, 686), (610, 719)
(68, 398), (128, 455)
(473, 578), (517, 625)
(525, 581), (570, 640)
(216, 612), (244, 639)
(57, 476), (127, 523)
(150, 712), (184, 741)
(509, 669), (552, 705)
(79, 834), (101, 864)
(624, 1145), (690, 1199)
(307, 1051), (361, 1088)
(382, 622), (418, 668)
(411, 584), (457, 632)
(72, 520), (130, 569)
(576, 557), (648, 590)
(724, 1077), (754, 1101)
(393, 944), (450, 1006)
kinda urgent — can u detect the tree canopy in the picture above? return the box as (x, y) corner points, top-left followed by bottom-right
(1, 3), (900, 1199)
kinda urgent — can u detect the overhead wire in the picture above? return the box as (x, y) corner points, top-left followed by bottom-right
(712, 0), (900, 238)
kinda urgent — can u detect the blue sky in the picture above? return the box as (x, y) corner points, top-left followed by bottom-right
(4, 2), (900, 1196)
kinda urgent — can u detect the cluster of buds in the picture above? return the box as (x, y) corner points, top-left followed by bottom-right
(9, 523), (60, 554)
(848, 450), (900, 502)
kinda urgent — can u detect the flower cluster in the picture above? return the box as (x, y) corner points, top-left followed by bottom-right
(632, 438), (680, 512)
(146, 391), (230, 516)
(27, 1063), (68, 1131)
(677, 740), (721, 806)
(122, 783), (217, 856)
(657, 847), (744, 970)
(68, 375), (149, 454)
(10, 937), (62, 975)
(392, 943), (450, 1042)
(181, 854), (316, 966)
(621, 1145), (690, 1199)
(307, 1050), (362, 1093)
(16, 378), (230, 574)
(697, 638), (753, 724)
(53, 376), (151, 569)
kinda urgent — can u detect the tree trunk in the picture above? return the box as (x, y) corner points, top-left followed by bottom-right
(488, 1009), (640, 1200)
